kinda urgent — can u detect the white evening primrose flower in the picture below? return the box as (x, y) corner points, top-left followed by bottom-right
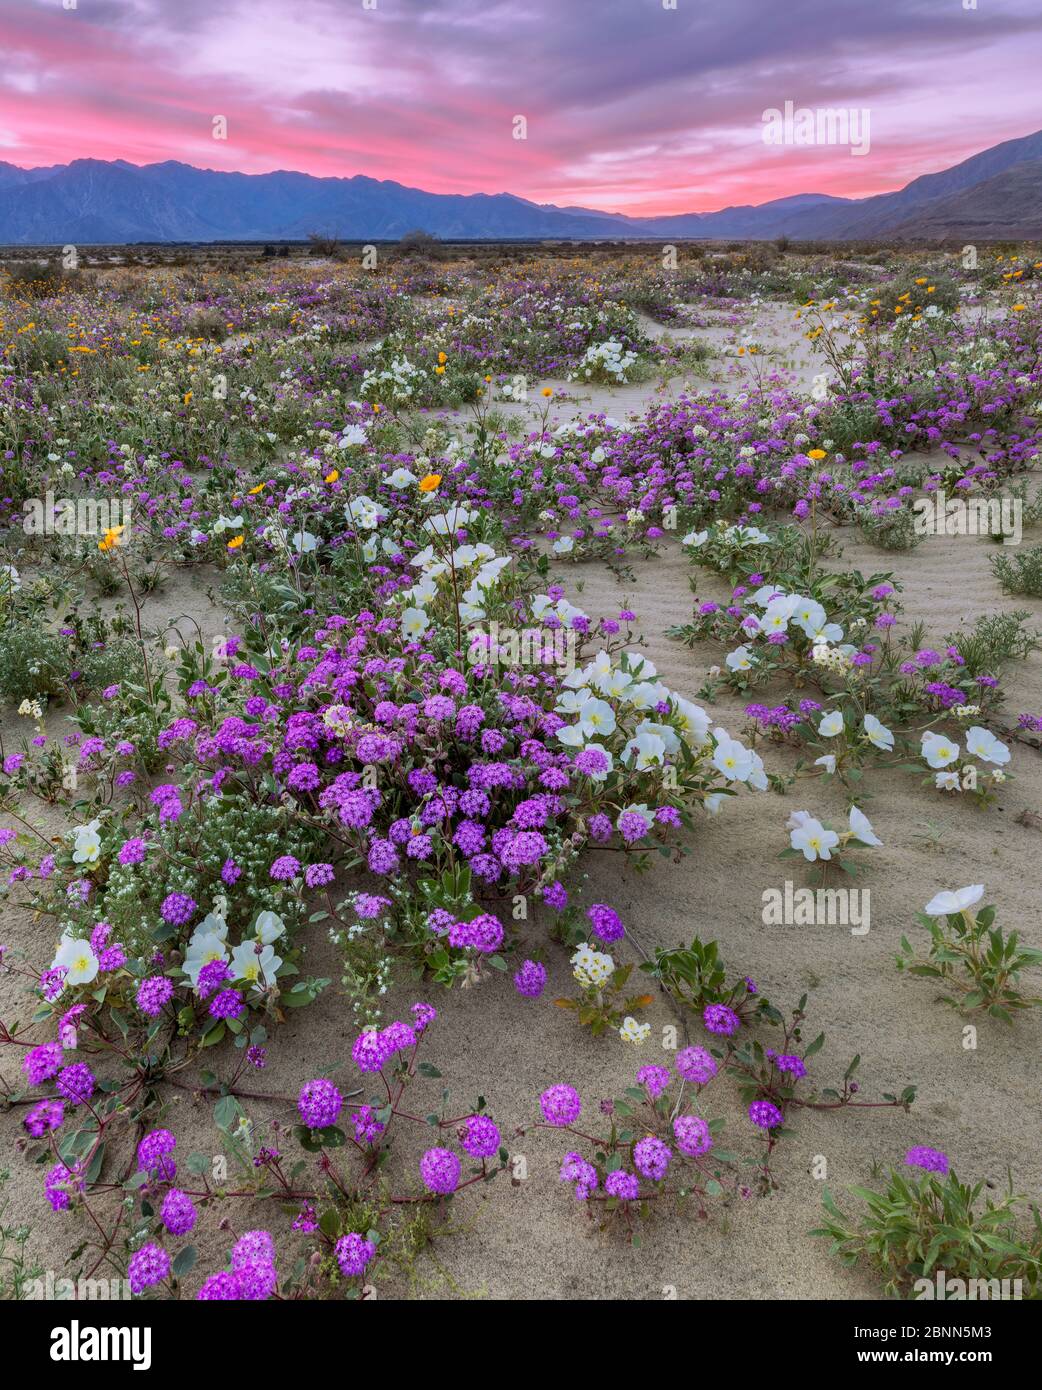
(760, 607), (790, 636)
(682, 529), (708, 547)
(965, 726), (1010, 766)
(623, 729), (667, 770)
(814, 754), (836, 774)
(625, 681), (665, 711)
(863, 713), (894, 751)
(848, 806), (882, 846)
(385, 467), (417, 489)
(792, 598), (827, 636)
(673, 696), (711, 746)
(555, 687), (593, 716)
(577, 698), (616, 738)
(619, 1016), (651, 1044)
(923, 884), (984, 916)
(934, 770), (961, 790)
(712, 733), (754, 782)
(230, 940), (282, 989)
(252, 910), (286, 944)
(291, 528), (319, 554)
(790, 817), (839, 861)
(725, 644), (755, 672)
(71, 819), (102, 865)
(52, 935), (99, 987)
(401, 607), (430, 640)
(552, 535), (575, 555)
(921, 731), (960, 769)
(818, 710), (845, 738)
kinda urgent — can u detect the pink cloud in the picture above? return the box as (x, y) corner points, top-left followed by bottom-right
(0, 0), (1040, 213)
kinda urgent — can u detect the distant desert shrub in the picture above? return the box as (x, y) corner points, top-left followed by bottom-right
(0, 258), (79, 299)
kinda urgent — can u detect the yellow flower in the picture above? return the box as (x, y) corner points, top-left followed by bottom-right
(227, 535), (244, 549)
(807, 448), (827, 460)
(542, 387), (553, 398)
(418, 473), (442, 493)
(183, 392), (192, 405)
(437, 351), (447, 365)
(325, 469), (339, 483)
(435, 365), (445, 375)
(247, 483), (266, 496)
(1012, 303), (1027, 312)
(98, 524), (126, 553)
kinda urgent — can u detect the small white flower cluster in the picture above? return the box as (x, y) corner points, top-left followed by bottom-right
(571, 339), (638, 383)
(572, 943), (614, 989)
(360, 355), (424, 403)
(811, 643), (854, 674)
(619, 1016), (651, 1044)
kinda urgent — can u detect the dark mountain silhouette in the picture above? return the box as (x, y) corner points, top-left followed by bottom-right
(0, 129), (1039, 244)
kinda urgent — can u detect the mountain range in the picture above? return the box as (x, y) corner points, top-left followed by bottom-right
(1, 129), (1040, 244)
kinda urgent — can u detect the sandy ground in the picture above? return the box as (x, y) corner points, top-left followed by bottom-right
(2, 311), (1040, 1301)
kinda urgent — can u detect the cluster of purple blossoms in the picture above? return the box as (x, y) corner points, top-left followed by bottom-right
(160, 892), (197, 927)
(632, 1135), (672, 1182)
(560, 1151), (598, 1200)
(513, 958), (547, 998)
(604, 1170), (640, 1201)
(24, 1099), (64, 1138)
(136, 975), (175, 1017)
(160, 1188), (197, 1236)
(905, 1145), (949, 1177)
(353, 1105), (385, 1145)
(540, 1084), (581, 1127)
(673, 1114), (713, 1157)
(45, 1161), (84, 1212)
(55, 1062), (95, 1105)
(137, 1129), (177, 1181)
(769, 1051), (807, 1079)
(420, 1147), (461, 1195)
(128, 1243), (171, 1295)
(298, 1078), (343, 1129)
(458, 1114), (501, 1159)
(335, 1232), (376, 1278)
(23, 1041), (63, 1086)
(448, 912), (504, 953)
(637, 1064), (671, 1099)
(587, 903), (625, 943)
(748, 1100), (784, 1130)
(209, 988), (244, 1021)
(675, 1046), (717, 1085)
(703, 1003), (740, 1036)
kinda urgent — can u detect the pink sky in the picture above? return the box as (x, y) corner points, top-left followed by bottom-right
(1, 0), (1040, 215)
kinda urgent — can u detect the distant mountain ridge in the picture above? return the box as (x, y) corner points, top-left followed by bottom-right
(1, 129), (1040, 244)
